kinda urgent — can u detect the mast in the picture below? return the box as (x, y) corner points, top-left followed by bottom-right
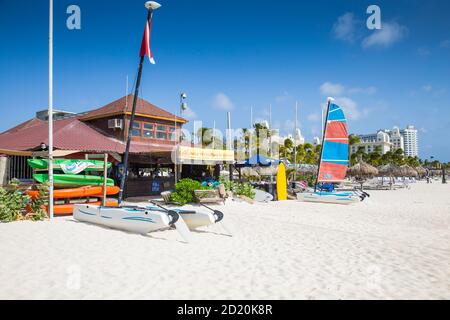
(314, 98), (333, 192)
(212, 120), (216, 149)
(48, 0), (54, 219)
(118, 3), (159, 204)
(294, 101), (298, 181)
(227, 111), (232, 181)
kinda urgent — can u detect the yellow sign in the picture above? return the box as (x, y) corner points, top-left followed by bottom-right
(177, 146), (234, 164)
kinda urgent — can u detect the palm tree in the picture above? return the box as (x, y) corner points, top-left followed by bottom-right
(196, 127), (224, 148)
(348, 134), (361, 146)
(392, 148), (405, 166)
(348, 134), (361, 165)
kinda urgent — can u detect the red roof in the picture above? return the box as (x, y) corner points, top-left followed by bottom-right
(1, 118), (44, 134)
(0, 118), (173, 154)
(80, 94), (187, 123)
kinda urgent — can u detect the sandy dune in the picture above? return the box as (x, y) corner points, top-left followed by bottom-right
(0, 182), (449, 299)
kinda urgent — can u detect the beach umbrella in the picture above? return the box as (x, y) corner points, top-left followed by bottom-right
(347, 161), (379, 178)
(237, 154), (280, 167)
(378, 164), (401, 189)
(415, 166), (427, 177)
(347, 161), (378, 190)
(378, 163), (401, 176)
(399, 165), (418, 177)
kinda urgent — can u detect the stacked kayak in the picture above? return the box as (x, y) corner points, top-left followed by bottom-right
(26, 186), (120, 215)
(27, 186), (119, 199)
(28, 159), (111, 173)
(29, 159), (118, 216)
(33, 173), (115, 188)
(43, 199), (119, 215)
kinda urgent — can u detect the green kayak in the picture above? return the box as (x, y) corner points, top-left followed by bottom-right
(28, 159), (112, 173)
(33, 173), (115, 188)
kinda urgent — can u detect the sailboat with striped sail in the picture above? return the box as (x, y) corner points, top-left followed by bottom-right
(297, 98), (361, 204)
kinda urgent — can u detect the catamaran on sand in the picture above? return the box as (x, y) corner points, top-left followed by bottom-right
(73, 1), (227, 241)
(297, 98), (367, 205)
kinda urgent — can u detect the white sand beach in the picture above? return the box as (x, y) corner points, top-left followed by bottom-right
(0, 181), (449, 300)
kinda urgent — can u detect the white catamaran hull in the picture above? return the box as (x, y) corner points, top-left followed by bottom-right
(73, 204), (172, 234)
(178, 211), (215, 230)
(145, 205), (217, 230)
(297, 193), (360, 205)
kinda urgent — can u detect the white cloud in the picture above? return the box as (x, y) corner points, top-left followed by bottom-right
(320, 82), (345, 96)
(420, 85), (447, 96)
(212, 93), (234, 111)
(307, 113), (321, 122)
(332, 12), (359, 43)
(334, 97), (370, 121)
(440, 39), (450, 48)
(422, 85), (433, 92)
(362, 22), (408, 48)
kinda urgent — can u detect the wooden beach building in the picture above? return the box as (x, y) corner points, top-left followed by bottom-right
(0, 95), (203, 198)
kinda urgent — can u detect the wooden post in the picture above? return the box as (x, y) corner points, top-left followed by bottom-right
(102, 153), (107, 206)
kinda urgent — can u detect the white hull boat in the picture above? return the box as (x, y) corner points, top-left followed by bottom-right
(295, 99), (367, 206)
(146, 204), (224, 231)
(297, 192), (360, 205)
(73, 204), (191, 241)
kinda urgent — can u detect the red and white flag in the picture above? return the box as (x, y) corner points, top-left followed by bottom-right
(139, 15), (155, 64)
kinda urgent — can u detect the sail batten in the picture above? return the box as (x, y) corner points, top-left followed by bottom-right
(317, 103), (349, 182)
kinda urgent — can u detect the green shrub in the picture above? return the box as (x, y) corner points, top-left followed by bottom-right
(235, 182), (255, 199)
(220, 178), (255, 199)
(0, 179), (30, 222)
(170, 179), (204, 205)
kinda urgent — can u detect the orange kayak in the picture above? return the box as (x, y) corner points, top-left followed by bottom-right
(26, 199), (119, 216)
(27, 186), (120, 199)
(53, 200), (119, 215)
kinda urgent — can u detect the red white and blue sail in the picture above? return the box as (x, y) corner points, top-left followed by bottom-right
(317, 102), (349, 182)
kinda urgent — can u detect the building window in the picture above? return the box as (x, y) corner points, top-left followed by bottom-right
(131, 122), (141, 136)
(143, 123), (154, 138)
(156, 132), (167, 140)
(169, 127), (176, 141)
(132, 121), (177, 141)
(156, 125), (167, 140)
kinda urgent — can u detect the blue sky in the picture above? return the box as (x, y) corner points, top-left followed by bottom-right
(1, 0), (449, 160)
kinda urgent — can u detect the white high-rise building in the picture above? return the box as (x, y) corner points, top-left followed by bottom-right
(351, 125), (418, 157)
(400, 125), (419, 157)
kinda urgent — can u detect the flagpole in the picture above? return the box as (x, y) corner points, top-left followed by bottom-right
(48, 0), (54, 219)
(227, 111), (232, 181)
(118, 2), (160, 204)
(213, 120), (216, 149)
(314, 97), (333, 192)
